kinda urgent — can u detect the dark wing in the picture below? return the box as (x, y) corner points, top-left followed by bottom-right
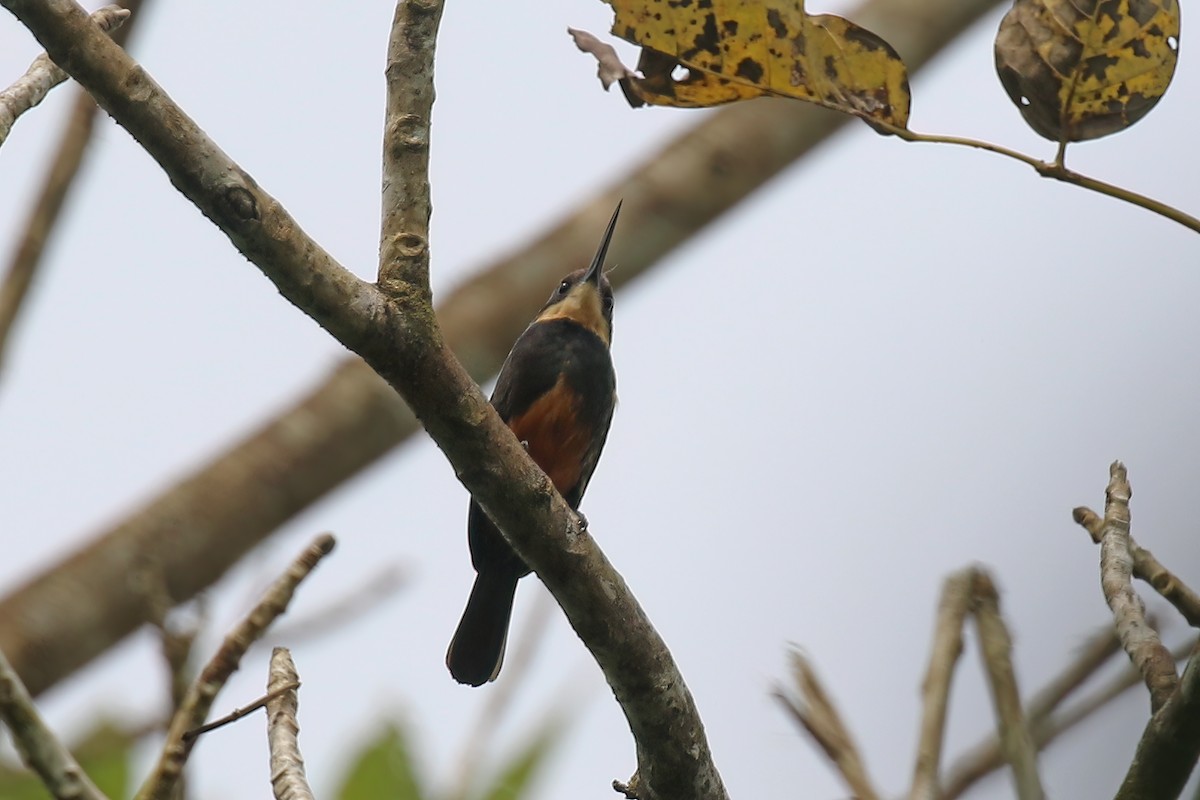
(490, 323), (566, 422)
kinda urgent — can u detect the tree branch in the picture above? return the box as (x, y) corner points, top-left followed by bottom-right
(378, 0), (440, 298)
(1095, 462), (1178, 711)
(0, 0), (1006, 706)
(1072, 505), (1200, 628)
(266, 648), (314, 800)
(0, 4), (127, 146)
(0, 647), (107, 800)
(135, 534), (335, 800)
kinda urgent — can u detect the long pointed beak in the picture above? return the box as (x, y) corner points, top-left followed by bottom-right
(584, 201), (622, 287)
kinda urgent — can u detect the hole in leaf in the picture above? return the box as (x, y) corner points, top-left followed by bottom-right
(1019, 96), (1031, 106)
(1168, 35), (1179, 51)
(671, 64), (691, 81)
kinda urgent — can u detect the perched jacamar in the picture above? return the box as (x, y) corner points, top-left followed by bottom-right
(446, 204), (621, 686)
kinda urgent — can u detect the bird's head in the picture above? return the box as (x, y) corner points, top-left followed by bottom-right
(534, 202), (620, 345)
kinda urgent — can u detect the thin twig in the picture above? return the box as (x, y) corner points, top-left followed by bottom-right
(0, 647), (108, 800)
(183, 681), (299, 741)
(1073, 506), (1200, 628)
(1096, 462), (1178, 711)
(776, 651), (881, 800)
(574, 32), (1198, 234)
(648, 75), (1200, 234)
(969, 570), (1045, 800)
(0, 4), (129, 145)
(266, 648), (314, 800)
(889, 127), (1200, 234)
(1024, 624), (1125, 721)
(0, 0), (150, 379)
(134, 534), (336, 800)
(266, 563), (407, 645)
(910, 569), (974, 800)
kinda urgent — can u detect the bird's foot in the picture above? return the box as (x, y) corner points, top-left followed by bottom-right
(576, 511), (589, 531)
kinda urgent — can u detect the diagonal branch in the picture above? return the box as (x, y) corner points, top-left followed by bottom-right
(0, 0), (1006, 705)
(3, 2), (726, 797)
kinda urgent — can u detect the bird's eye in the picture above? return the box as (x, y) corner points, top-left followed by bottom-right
(558, 280), (571, 294)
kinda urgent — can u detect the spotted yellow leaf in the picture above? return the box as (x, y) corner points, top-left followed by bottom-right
(995, 0), (1180, 142)
(583, 0), (910, 129)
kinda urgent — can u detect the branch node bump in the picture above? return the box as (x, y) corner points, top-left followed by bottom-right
(392, 232), (428, 259)
(390, 114), (429, 152)
(223, 186), (259, 222)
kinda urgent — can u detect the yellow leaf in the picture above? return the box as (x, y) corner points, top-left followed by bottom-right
(591, 0), (911, 129)
(994, 0), (1180, 142)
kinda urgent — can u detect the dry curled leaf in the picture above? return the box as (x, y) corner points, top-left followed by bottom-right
(574, 0), (911, 131)
(569, 27), (636, 90)
(994, 0), (1180, 142)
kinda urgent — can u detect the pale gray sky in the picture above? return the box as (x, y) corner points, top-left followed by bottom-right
(2, 1), (1199, 798)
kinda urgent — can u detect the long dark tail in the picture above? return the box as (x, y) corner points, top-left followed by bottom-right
(446, 569), (520, 686)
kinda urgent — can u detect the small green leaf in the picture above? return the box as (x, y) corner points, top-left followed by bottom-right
(335, 723), (424, 800)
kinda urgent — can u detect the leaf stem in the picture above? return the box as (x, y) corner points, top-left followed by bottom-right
(872, 121), (1200, 234)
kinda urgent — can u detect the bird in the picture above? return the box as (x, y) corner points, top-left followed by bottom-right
(446, 203), (621, 686)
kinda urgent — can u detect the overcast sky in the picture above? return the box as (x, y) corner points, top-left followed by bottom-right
(2, 1), (1199, 798)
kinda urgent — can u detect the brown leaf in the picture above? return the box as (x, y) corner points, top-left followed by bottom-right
(568, 27), (635, 91)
